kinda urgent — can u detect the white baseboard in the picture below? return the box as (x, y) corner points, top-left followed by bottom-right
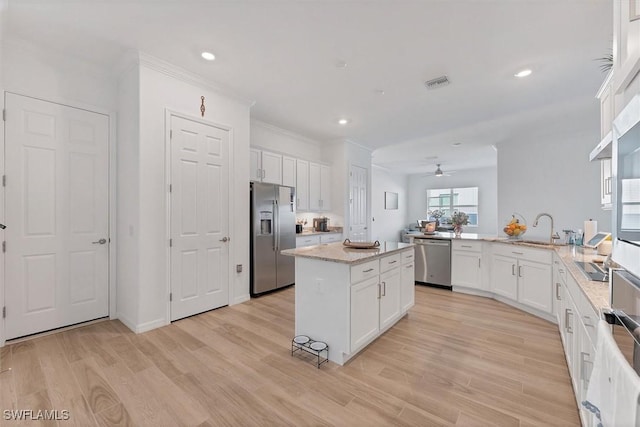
(116, 313), (167, 334)
(232, 294), (250, 305)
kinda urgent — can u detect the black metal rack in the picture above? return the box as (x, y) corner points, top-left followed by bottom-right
(291, 335), (329, 368)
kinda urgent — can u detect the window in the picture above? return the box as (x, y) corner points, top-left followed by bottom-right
(426, 187), (479, 226)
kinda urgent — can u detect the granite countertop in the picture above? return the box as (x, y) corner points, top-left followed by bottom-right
(554, 245), (610, 313)
(281, 241), (414, 264)
(408, 231), (609, 312)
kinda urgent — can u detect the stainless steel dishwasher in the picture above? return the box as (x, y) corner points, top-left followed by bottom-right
(415, 238), (451, 287)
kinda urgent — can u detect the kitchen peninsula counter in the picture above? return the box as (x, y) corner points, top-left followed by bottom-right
(282, 241), (415, 365)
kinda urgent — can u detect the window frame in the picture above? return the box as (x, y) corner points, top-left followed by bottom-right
(426, 187), (479, 227)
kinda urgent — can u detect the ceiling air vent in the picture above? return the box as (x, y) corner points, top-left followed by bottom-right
(424, 75), (450, 90)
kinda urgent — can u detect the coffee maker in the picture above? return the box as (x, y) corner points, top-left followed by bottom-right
(313, 217), (329, 232)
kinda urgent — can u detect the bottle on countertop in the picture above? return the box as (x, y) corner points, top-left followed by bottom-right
(575, 229), (584, 246)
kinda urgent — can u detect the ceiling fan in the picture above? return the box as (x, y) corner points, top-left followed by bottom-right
(428, 163), (456, 177)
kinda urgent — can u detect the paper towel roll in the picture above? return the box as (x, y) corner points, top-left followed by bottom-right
(584, 220), (598, 243)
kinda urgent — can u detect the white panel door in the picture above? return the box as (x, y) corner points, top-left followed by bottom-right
(282, 156), (296, 187)
(309, 162), (321, 211)
(249, 148), (261, 181)
(320, 165), (331, 211)
(260, 151), (282, 185)
(517, 260), (552, 314)
(349, 164), (368, 241)
(5, 93), (109, 339)
(379, 268), (401, 330)
(490, 254), (518, 300)
(170, 115), (229, 321)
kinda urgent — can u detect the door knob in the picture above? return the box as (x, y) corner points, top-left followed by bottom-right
(92, 238), (107, 245)
(220, 237), (229, 242)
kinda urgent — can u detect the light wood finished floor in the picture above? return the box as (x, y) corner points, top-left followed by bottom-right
(0, 286), (579, 426)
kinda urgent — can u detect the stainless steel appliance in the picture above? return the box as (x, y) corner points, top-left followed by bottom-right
(613, 94), (640, 279)
(606, 269), (640, 375)
(250, 182), (296, 296)
(415, 238), (451, 287)
(313, 217), (329, 232)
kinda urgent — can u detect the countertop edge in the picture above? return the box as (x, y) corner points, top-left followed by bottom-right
(281, 242), (415, 265)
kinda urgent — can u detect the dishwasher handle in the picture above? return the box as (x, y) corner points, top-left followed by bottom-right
(422, 240), (450, 247)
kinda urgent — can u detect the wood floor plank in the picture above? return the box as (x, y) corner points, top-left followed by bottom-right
(0, 285), (580, 426)
(69, 358), (120, 414)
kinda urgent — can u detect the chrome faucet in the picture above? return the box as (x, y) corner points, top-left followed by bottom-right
(532, 213), (560, 244)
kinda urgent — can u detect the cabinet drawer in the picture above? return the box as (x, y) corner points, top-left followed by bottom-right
(452, 240), (482, 252)
(296, 235), (321, 247)
(320, 233), (342, 244)
(380, 253), (402, 273)
(492, 243), (552, 264)
(351, 260), (380, 284)
(401, 249), (415, 264)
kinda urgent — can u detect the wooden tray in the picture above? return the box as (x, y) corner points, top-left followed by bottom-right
(343, 239), (380, 249)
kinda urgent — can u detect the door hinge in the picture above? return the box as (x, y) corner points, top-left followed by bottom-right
(2, 306), (5, 319)
(2, 175), (5, 187)
(169, 238), (173, 247)
(169, 184), (172, 193)
(169, 293), (173, 302)
(2, 109), (5, 122)
(2, 241), (5, 253)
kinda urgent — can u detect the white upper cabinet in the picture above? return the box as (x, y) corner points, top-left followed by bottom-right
(309, 162), (331, 211)
(296, 159), (309, 211)
(250, 149), (283, 184)
(282, 156), (296, 187)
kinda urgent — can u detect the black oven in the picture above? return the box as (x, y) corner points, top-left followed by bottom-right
(607, 269), (640, 375)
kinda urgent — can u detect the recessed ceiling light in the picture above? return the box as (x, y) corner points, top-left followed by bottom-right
(514, 69), (532, 78)
(338, 118), (349, 125)
(201, 52), (216, 61)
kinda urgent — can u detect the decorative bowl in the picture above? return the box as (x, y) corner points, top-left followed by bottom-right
(503, 213), (527, 239)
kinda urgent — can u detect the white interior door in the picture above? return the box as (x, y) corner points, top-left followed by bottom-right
(4, 93), (109, 340)
(349, 164), (368, 241)
(170, 115), (229, 321)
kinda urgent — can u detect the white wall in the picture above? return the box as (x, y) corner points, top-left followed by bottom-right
(407, 166), (498, 235)
(497, 126), (610, 242)
(136, 55), (251, 330)
(250, 120), (322, 161)
(2, 38), (118, 111)
(371, 166), (408, 242)
(115, 64), (140, 329)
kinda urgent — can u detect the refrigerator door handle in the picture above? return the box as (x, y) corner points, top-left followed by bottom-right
(272, 200), (277, 250)
(275, 199), (279, 251)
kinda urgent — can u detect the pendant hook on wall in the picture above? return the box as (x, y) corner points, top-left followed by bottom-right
(200, 96), (206, 117)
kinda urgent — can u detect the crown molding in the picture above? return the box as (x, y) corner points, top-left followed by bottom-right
(137, 52), (255, 107)
(251, 119), (323, 147)
(345, 139), (373, 153)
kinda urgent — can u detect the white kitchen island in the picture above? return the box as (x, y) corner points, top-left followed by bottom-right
(281, 241), (415, 365)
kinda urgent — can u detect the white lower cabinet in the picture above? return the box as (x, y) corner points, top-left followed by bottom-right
(490, 254), (518, 300)
(518, 260), (552, 313)
(296, 235), (320, 247)
(489, 245), (552, 315)
(451, 241), (483, 289)
(379, 267), (401, 330)
(350, 249), (413, 354)
(350, 276), (380, 351)
(400, 261), (415, 312)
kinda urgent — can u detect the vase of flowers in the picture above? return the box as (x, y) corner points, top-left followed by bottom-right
(427, 209), (445, 227)
(451, 211), (469, 238)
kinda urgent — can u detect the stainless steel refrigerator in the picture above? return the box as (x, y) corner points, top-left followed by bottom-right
(250, 182), (296, 296)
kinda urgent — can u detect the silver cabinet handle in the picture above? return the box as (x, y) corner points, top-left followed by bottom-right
(92, 238), (107, 245)
(556, 282), (561, 300)
(388, 260), (397, 264)
(518, 265), (523, 278)
(220, 237), (229, 242)
(583, 315), (595, 328)
(512, 251), (524, 255)
(382, 281), (386, 297)
(565, 309), (573, 334)
(363, 268), (374, 273)
(262, 169), (265, 179)
(478, 258), (481, 268)
(512, 264), (516, 276)
(461, 245), (472, 248)
(377, 283), (381, 299)
(558, 268), (565, 273)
